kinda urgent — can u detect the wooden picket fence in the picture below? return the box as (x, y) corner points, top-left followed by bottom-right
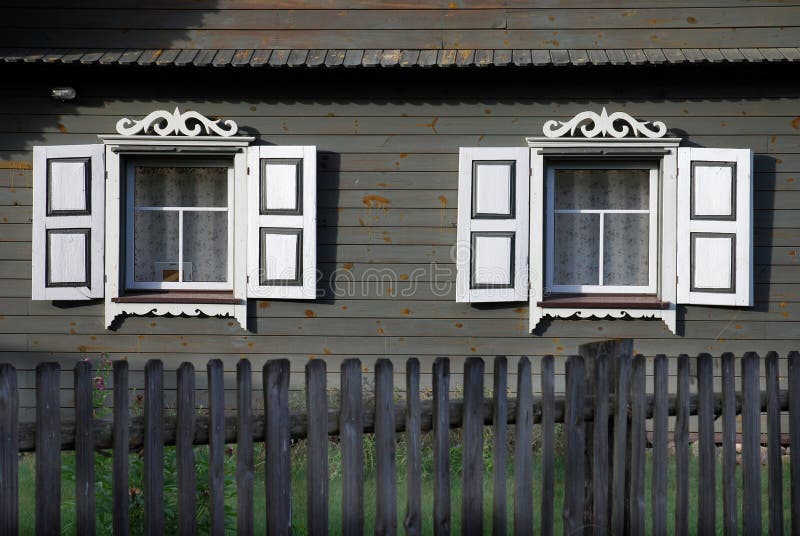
(0, 344), (798, 535)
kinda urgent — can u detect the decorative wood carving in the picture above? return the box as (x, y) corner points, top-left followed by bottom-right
(115, 107), (238, 137)
(542, 107), (667, 139)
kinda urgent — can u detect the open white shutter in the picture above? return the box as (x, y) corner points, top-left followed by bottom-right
(32, 144), (104, 300)
(677, 147), (752, 306)
(456, 147), (529, 303)
(246, 146), (316, 299)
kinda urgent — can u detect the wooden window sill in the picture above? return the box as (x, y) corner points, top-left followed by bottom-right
(112, 291), (242, 305)
(538, 294), (669, 309)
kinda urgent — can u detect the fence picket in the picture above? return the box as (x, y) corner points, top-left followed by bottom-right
(721, 353), (737, 536)
(563, 355), (585, 536)
(540, 355), (555, 536)
(790, 351), (800, 536)
(237, 359), (254, 536)
(652, 354), (667, 536)
(207, 360), (225, 535)
(462, 357), (485, 536)
(611, 355), (631, 536)
(742, 352), (763, 535)
(341, 358), (364, 536)
(375, 359), (398, 536)
(265, 359), (292, 535)
(432, 357), (451, 536)
(492, 356), (508, 536)
(592, 352), (610, 536)
(144, 359), (164, 536)
(404, 358), (422, 536)
(766, 351), (784, 536)
(0, 364), (18, 535)
(674, 354), (690, 536)
(697, 353), (716, 535)
(36, 363), (60, 536)
(514, 356), (533, 536)
(74, 361), (95, 536)
(629, 355), (646, 535)
(306, 359), (329, 536)
(112, 360), (130, 536)
(177, 363), (197, 536)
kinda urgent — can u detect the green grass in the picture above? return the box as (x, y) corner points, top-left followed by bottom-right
(17, 436), (793, 535)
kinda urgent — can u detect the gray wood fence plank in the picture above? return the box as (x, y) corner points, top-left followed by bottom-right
(629, 355), (646, 536)
(340, 358), (364, 536)
(611, 355), (631, 536)
(514, 356), (533, 536)
(207, 359), (225, 535)
(462, 357), (485, 536)
(112, 360), (129, 536)
(674, 354), (690, 536)
(177, 362), (197, 536)
(766, 351), (784, 536)
(36, 362), (60, 536)
(144, 359), (164, 536)
(492, 356), (507, 536)
(306, 358), (329, 536)
(742, 352), (763, 535)
(236, 359), (253, 536)
(789, 351), (800, 536)
(0, 364), (18, 535)
(74, 360), (95, 536)
(375, 359), (398, 536)
(265, 359), (291, 536)
(563, 355), (586, 536)
(540, 355), (555, 536)
(721, 352), (737, 536)
(652, 354), (668, 536)
(592, 353), (609, 536)
(697, 353), (716, 535)
(433, 357), (451, 536)
(405, 358), (422, 536)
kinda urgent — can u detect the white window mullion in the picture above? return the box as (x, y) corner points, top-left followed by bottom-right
(178, 209), (184, 283)
(598, 213), (604, 286)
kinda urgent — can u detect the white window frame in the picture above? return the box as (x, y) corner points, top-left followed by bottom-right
(545, 161), (658, 294)
(125, 158), (235, 291)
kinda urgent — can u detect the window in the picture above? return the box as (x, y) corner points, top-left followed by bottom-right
(545, 162), (658, 294)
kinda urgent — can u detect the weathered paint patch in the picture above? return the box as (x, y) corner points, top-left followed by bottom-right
(304, 309), (316, 318)
(0, 161), (32, 170)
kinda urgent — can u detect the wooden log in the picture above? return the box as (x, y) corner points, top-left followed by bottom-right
(0, 364), (18, 535)
(265, 359), (291, 536)
(36, 362), (60, 536)
(492, 356), (508, 536)
(540, 355), (555, 536)
(592, 352), (609, 536)
(340, 358), (364, 536)
(563, 355), (585, 536)
(766, 351), (784, 536)
(674, 354), (689, 536)
(721, 352), (737, 536)
(306, 359), (329, 536)
(651, 354), (668, 536)
(404, 358), (422, 536)
(462, 357), (485, 536)
(375, 359), (398, 536)
(514, 356), (533, 536)
(74, 360), (95, 536)
(697, 353), (716, 535)
(742, 352), (763, 535)
(629, 355), (646, 536)
(611, 355), (631, 536)
(236, 359), (253, 536)
(112, 360), (129, 536)
(432, 357), (450, 536)
(789, 351), (800, 536)
(144, 359), (164, 536)
(176, 362), (197, 536)
(207, 359), (225, 535)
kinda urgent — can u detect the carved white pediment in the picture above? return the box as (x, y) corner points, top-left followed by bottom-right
(543, 107), (667, 139)
(115, 107), (238, 137)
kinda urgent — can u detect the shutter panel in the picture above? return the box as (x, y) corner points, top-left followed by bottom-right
(247, 146), (316, 299)
(456, 147), (529, 303)
(677, 147), (752, 306)
(32, 144), (104, 300)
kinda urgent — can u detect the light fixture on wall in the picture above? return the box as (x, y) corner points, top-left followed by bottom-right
(50, 87), (76, 101)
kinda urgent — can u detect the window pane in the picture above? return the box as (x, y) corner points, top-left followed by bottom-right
(183, 211), (228, 283)
(134, 211), (179, 282)
(553, 213), (599, 286)
(603, 214), (649, 286)
(554, 168), (649, 210)
(134, 166), (227, 207)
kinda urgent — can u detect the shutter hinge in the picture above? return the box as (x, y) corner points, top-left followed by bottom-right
(103, 274), (107, 283)
(247, 166), (250, 175)
(105, 170), (108, 181)
(246, 275), (250, 283)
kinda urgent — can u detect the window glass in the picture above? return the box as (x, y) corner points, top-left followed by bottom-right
(553, 213), (599, 285)
(134, 166), (227, 207)
(554, 168), (649, 210)
(134, 211), (179, 282)
(603, 213), (649, 285)
(183, 211), (227, 282)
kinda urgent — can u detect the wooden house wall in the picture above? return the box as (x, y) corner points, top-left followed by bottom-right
(0, 63), (797, 427)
